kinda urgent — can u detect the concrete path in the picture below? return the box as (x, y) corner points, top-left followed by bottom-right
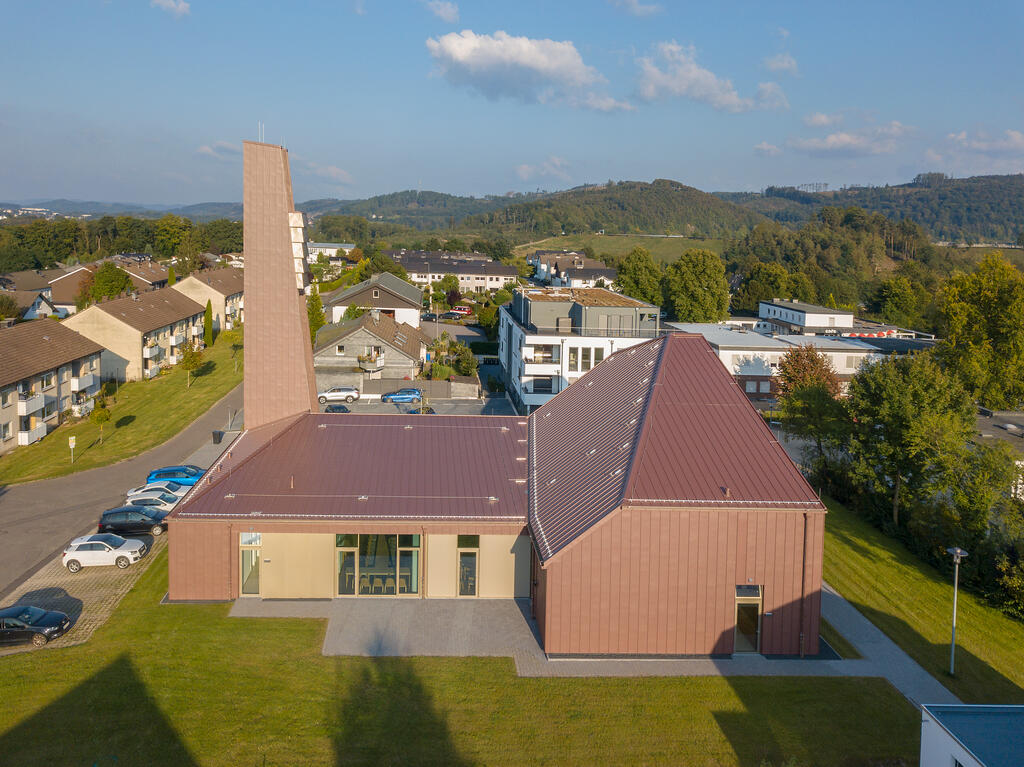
(0, 384), (242, 600)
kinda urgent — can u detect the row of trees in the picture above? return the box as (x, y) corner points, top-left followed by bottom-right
(615, 246), (729, 322)
(0, 214), (242, 273)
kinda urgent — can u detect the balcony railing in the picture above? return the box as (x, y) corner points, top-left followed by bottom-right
(70, 372), (95, 392)
(17, 422), (47, 446)
(168, 332), (185, 346)
(72, 399), (95, 418)
(17, 391), (44, 416)
(145, 366), (160, 379)
(143, 344), (162, 360)
(358, 355), (384, 372)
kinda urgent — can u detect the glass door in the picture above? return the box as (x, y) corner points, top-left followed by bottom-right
(240, 549), (261, 595)
(337, 549), (357, 595)
(457, 536), (479, 597)
(734, 585), (762, 653)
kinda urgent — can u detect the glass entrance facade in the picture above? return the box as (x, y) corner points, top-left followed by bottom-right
(336, 534), (421, 597)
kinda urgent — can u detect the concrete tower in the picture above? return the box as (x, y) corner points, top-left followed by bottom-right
(242, 141), (318, 429)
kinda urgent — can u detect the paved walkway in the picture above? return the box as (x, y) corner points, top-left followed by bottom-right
(0, 385), (242, 600)
(229, 581), (960, 707)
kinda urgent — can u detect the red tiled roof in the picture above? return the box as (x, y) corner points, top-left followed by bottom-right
(529, 333), (823, 562)
(171, 413), (528, 521)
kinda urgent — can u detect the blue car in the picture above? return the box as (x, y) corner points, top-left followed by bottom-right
(381, 388), (423, 404)
(146, 465), (205, 486)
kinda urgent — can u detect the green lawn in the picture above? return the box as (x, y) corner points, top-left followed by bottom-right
(819, 619), (862, 660)
(515, 234), (725, 265)
(0, 550), (919, 766)
(0, 329), (244, 485)
(823, 497), (1024, 703)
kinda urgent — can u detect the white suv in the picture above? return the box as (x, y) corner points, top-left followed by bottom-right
(62, 534), (148, 573)
(124, 490), (180, 512)
(318, 386), (360, 404)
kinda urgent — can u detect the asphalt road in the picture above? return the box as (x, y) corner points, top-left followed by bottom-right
(0, 384), (243, 600)
(419, 320), (488, 345)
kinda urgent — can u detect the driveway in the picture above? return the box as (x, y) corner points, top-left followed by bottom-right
(419, 320), (488, 346)
(0, 385), (242, 600)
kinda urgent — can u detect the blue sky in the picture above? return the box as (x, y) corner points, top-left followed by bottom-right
(1, 0), (1022, 204)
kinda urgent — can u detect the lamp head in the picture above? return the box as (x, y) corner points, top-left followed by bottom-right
(946, 546), (968, 563)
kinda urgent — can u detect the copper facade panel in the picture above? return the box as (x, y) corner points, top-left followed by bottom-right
(537, 506), (824, 656)
(242, 141), (318, 430)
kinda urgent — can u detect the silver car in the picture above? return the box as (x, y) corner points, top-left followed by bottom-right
(124, 489), (180, 512)
(125, 480), (188, 499)
(318, 386), (360, 404)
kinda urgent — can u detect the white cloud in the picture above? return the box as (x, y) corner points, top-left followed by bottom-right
(352, 0), (366, 15)
(789, 121), (911, 157)
(804, 111), (842, 128)
(151, 0), (189, 17)
(196, 141), (240, 161)
(426, 1), (458, 23)
(516, 155), (571, 182)
(426, 30), (631, 111)
(754, 141), (782, 157)
(637, 42), (787, 112)
(306, 163), (355, 185)
(763, 52), (798, 75)
(776, 26), (790, 39)
(948, 128), (1024, 156)
(611, 0), (661, 17)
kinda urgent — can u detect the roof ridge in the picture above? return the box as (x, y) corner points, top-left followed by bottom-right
(619, 337), (667, 506)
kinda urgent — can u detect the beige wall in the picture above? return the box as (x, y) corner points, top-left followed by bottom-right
(425, 534), (457, 597)
(64, 307), (142, 381)
(479, 534), (531, 598)
(171, 279), (228, 331)
(260, 533), (335, 599)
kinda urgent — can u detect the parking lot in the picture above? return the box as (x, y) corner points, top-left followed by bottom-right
(321, 397), (516, 416)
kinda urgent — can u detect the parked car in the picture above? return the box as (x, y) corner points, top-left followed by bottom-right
(381, 388), (423, 404)
(123, 490), (180, 513)
(146, 465), (204, 486)
(318, 386), (360, 404)
(324, 404), (350, 414)
(421, 312), (438, 322)
(0, 605), (72, 647)
(125, 480), (188, 499)
(450, 305), (473, 316)
(408, 406), (436, 414)
(98, 506), (169, 537)
(439, 311), (462, 321)
(63, 534), (147, 573)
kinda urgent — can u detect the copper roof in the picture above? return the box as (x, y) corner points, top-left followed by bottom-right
(315, 312), (428, 360)
(91, 286), (204, 333)
(529, 333), (824, 562)
(519, 287), (654, 308)
(0, 318), (103, 389)
(180, 266), (244, 297)
(171, 413), (528, 521)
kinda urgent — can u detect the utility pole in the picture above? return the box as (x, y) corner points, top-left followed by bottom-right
(946, 546), (968, 676)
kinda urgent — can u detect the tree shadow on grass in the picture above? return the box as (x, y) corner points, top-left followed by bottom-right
(0, 653), (197, 766)
(115, 414), (135, 428)
(332, 647), (471, 766)
(193, 360), (215, 379)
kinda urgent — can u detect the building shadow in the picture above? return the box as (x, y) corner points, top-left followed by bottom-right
(332, 652), (471, 766)
(14, 586), (84, 625)
(0, 653), (197, 766)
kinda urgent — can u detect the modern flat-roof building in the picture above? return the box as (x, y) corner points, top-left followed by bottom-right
(498, 286), (661, 412)
(62, 286), (205, 381)
(322, 272), (423, 328)
(307, 242), (356, 259)
(167, 141), (826, 660)
(920, 704), (1024, 767)
(757, 299), (855, 335)
(0, 319), (103, 454)
(170, 267), (245, 332)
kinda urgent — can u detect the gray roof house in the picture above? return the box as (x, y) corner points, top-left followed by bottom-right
(313, 310), (429, 392)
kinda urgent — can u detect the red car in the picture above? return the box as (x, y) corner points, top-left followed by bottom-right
(450, 305), (473, 316)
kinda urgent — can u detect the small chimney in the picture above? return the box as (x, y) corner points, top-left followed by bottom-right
(723, 486), (731, 499)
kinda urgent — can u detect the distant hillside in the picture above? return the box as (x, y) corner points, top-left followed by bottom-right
(170, 202), (243, 221)
(467, 180), (766, 238)
(718, 174), (1024, 243)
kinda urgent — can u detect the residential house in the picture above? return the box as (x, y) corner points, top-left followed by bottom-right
(498, 286), (661, 412)
(171, 267), (245, 332)
(307, 242), (355, 260)
(388, 250), (518, 295)
(920, 704), (1024, 767)
(527, 250), (585, 282)
(322, 272), (423, 327)
(2, 290), (59, 320)
(0, 318), (103, 455)
(548, 254), (616, 289)
(313, 310), (429, 391)
(63, 286), (205, 381)
(0, 267), (67, 297)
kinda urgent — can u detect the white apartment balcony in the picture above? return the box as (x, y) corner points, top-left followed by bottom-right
(17, 391), (45, 416)
(70, 372), (95, 392)
(143, 344), (162, 360)
(523, 361), (562, 377)
(17, 422), (47, 446)
(168, 332), (185, 347)
(167, 353), (180, 365)
(72, 399), (95, 418)
(224, 319), (234, 330)
(190, 325), (202, 337)
(145, 365), (160, 380)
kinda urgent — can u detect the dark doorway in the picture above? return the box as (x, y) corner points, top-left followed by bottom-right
(735, 602), (761, 653)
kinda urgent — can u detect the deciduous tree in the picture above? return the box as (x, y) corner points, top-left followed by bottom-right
(90, 262), (133, 302)
(660, 248), (728, 322)
(179, 339), (203, 389)
(776, 345), (841, 398)
(0, 293), (19, 320)
(615, 247), (662, 305)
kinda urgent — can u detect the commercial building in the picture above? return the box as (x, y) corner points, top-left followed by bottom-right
(0, 319), (103, 455)
(168, 141), (826, 659)
(920, 704), (1024, 767)
(498, 286), (661, 412)
(63, 287), (205, 381)
(313, 310), (428, 391)
(757, 299), (855, 335)
(322, 272), (423, 327)
(307, 242), (355, 259)
(170, 267), (245, 332)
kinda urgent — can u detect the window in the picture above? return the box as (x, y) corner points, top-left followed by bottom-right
(568, 347), (579, 372)
(42, 372), (55, 389)
(240, 532), (262, 546)
(0, 388), (11, 408)
(594, 348), (604, 365)
(532, 377), (554, 393)
(581, 348), (593, 372)
(745, 381), (757, 393)
(1, 422), (11, 441)
(846, 355), (859, 370)
(759, 381), (771, 394)
(336, 345), (346, 356)
(44, 399), (58, 418)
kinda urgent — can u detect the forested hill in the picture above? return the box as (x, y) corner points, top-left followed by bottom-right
(464, 179), (767, 238)
(298, 190), (545, 229)
(718, 173), (1024, 243)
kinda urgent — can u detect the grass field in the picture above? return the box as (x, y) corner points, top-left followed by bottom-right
(819, 619), (862, 660)
(823, 497), (1024, 703)
(514, 234), (725, 264)
(0, 550), (919, 766)
(0, 329), (243, 485)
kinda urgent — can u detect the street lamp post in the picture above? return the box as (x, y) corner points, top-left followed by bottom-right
(946, 546), (968, 676)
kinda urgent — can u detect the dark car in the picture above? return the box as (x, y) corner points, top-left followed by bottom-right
(98, 506), (169, 537)
(439, 311), (462, 321)
(421, 312), (438, 322)
(324, 404), (350, 414)
(146, 465), (204, 486)
(408, 406), (436, 414)
(0, 605), (72, 647)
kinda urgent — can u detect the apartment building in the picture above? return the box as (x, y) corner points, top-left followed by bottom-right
(63, 287), (205, 381)
(388, 250), (517, 294)
(46, 256), (170, 316)
(498, 287), (661, 412)
(0, 319), (103, 455)
(171, 267), (245, 332)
